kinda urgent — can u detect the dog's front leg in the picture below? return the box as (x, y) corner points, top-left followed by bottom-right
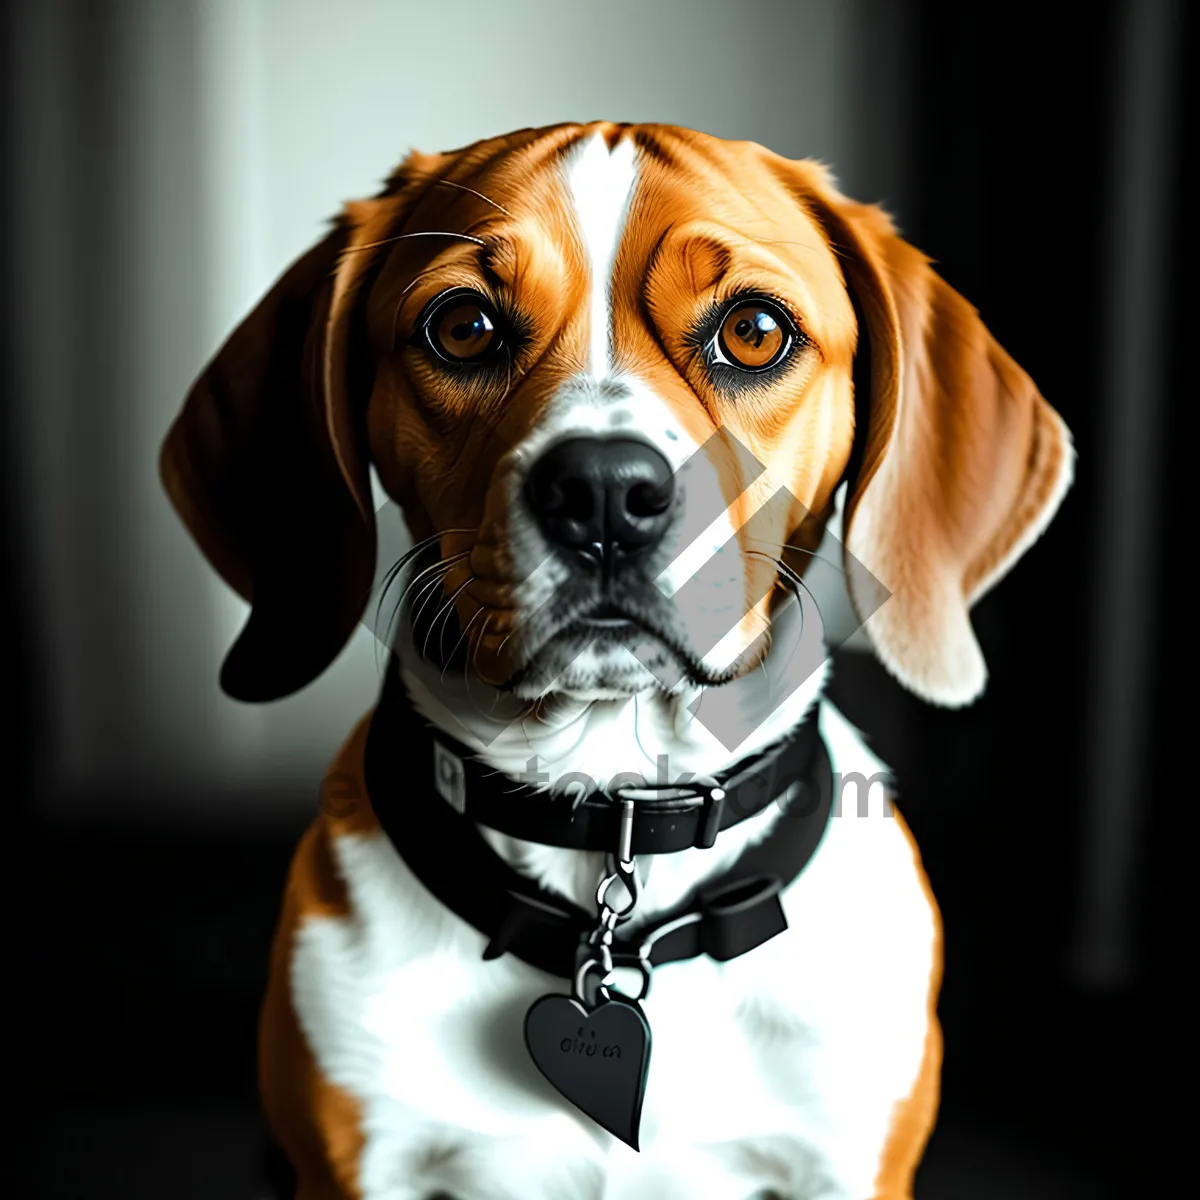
(259, 819), (367, 1200)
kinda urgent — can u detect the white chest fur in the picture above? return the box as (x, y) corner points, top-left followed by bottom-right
(288, 701), (937, 1200)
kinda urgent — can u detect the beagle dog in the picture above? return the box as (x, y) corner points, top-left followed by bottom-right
(161, 122), (1073, 1200)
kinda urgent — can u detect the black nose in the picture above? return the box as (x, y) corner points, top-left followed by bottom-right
(526, 437), (675, 562)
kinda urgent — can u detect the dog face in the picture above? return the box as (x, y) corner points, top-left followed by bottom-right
(362, 127), (860, 702)
(162, 122), (1073, 709)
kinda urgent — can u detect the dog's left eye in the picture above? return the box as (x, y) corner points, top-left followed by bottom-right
(712, 299), (794, 372)
(422, 290), (507, 365)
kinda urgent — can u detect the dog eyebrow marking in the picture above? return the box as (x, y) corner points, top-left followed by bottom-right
(563, 131), (639, 378)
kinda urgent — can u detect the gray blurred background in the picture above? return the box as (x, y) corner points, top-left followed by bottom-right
(7, 0), (1186, 1196)
(10, 0), (896, 816)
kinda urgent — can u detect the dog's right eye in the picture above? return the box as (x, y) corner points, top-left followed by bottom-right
(714, 299), (794, 371)
(422, 290), (507, 365)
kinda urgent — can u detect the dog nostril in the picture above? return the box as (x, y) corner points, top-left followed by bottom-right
(626, 480), (672, 519)
(541, 477), (595, 520)
(530, 472), (590, 520)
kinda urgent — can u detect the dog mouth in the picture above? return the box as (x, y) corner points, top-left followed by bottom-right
(505, 592), (746, 697)
(390, 544), (765, 696)
(576, 602), (638, 631)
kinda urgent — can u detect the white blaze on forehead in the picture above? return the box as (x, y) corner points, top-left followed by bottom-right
(563, 131), (639, 377)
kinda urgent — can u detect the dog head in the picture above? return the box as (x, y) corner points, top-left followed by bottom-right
(161, 122), (1072, 711)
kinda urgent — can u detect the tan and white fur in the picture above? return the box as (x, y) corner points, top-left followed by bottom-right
(161, 122), (1073, 1199)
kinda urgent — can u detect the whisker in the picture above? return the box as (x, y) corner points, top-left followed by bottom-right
(745, 548), (818, 607)
(744, 548), (815, 659)
(691, 684), (708, 725)
(378, 550), (470, 650)
(375, 533), (443, 590)
(434, 578), (476, 666)
(486, 697), (538, 730)
(757, 638), (773, 687)
(462, 610), (491, 691)
(743, 536), (846, 577)
(780, 544), (846, 575)
(375, 529), (474, 595)
(632, 693), (656, 770)
(372, 532), (470, 668)
(428, 178), (512, 216)
(423, 577), (475, 662)
(340, 230), (487, 257)
(381, 570), (450, 663)
(387, 563), (460, 660)
(390, 264), (450, 351)
(409, 568), (458, 633)
(773, 560), (821, 613)
(495, 613), (533, 659)
(393, 550), (469, 608)
(537, 695), (599, 741)
(742, 554), (824, 710)
(375, 533), (471, 606)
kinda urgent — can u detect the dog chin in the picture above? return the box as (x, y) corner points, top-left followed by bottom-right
(507, 626), (680, 700)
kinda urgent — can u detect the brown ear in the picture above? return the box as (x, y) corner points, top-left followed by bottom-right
(160, 196), (409, 701)
(800, 167), (1074, 706)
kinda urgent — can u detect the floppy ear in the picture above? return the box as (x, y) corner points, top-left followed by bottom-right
(799, 168), (1074, 706)
(160, 194), (412, 701)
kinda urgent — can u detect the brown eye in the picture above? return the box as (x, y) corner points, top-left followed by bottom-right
(428, 294), (501, 362)
(717, 301), (790, 370)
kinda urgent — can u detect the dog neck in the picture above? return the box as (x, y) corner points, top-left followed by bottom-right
(390, 591), (829, 923)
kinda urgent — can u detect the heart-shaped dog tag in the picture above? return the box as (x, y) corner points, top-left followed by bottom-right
(524, 992), (652, 1150)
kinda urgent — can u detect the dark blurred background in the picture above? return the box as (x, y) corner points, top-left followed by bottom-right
(6, 0), (1186, 1195)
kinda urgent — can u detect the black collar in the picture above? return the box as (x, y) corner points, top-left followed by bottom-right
(369, 661), (827, 854)
(364, 660), (834, 983)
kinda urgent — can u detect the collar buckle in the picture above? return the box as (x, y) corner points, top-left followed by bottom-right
(695, 785), (727, 849)
(610, 778), (728, 851)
